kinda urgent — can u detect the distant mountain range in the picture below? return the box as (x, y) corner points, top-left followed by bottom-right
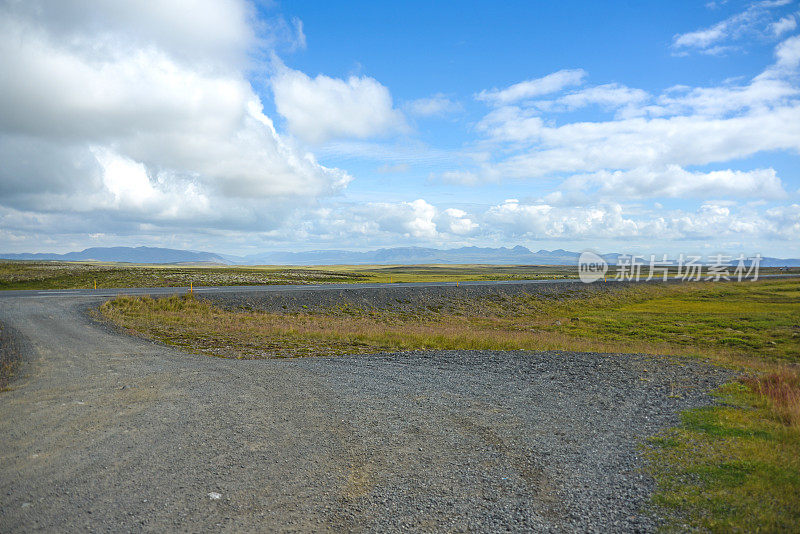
(240, 246), (620, 265)
(0, 246), (228, 264)
(1, 245), (799, 267)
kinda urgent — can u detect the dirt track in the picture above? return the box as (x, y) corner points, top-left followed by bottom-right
(0, 289), (732, 532)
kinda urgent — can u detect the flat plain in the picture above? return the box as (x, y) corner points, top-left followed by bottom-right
(1, 262), (798, 531)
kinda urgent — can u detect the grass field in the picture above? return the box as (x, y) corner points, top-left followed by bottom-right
(0, 261), (370, 289)
(3, 259), (797, 290)
(0, 261), (581, 290)
(98, 278), (800, 363)
(96, 277), (800, 530)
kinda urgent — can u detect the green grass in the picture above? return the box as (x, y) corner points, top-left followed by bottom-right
(555, 281), (800, 362)
(645, 381), (800, 532)
(94, 276), (800, 529)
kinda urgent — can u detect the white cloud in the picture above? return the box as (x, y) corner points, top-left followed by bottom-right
(4, 0), (258, 69)
(558, 83), (649, 110)
(249, 198), (800, 251)
(466, 35), (800, 189)
(1, 1), (798, 257)
(560, 166), (786, 201)
(440, 208), (478, 235)
(271, 65), (407, 143)
(291, 17), (307, 50)
(654, 77), (798, 116)
(476, 105), (800, 180)
(377, 163), (410, 174)
(407, 94), (462, 117)
(672, 0), (794, 55)
(773, 33), (800, 71)
(674, 22), (730, 51)
(770, 13), (798, 36)
(0, 0), (351, 237)
(369, 199), (439, 239)
(275, 199), (480, 244)
(534, 83), (650, 116)
(482, 198), (800, 243)
(476, 69), (587, 106)
(486, 200), (643, 239)
(765, 203), (800, 237)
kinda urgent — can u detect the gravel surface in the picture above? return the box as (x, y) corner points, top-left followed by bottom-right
(0, 289), (734, 532)
(0, 320), (27, 389)
(204, 280), (626, 314)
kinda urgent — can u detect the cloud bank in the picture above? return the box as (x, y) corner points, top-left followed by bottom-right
(0, 0), (351, 247)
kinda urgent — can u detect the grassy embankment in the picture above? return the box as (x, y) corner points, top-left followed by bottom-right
(96, 277), (800, 530)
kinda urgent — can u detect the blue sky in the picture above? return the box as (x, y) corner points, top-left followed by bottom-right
(1, 0), (799, 257)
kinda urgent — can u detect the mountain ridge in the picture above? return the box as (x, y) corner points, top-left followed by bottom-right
(1, 246), (799, 267)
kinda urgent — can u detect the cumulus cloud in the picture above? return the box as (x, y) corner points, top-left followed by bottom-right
(1, 1), (798, 255)
(482, 199), (799, 243)
(463, 34), (800, 204)
(560, 166), (787, 201)
(271, 64), (407, 143)
(0, 0), (351, 241)
(486, 200), (640, 239)
(439, 208), (478, 235)
(253, 195), (800, 251)
(475, 69), (587, 106)
(272, 199), (480, 245)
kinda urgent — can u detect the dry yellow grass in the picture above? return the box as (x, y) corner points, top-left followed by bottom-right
(741, 369), (800, 430)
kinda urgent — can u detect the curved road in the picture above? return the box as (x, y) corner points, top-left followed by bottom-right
(0, 282), (734, 532)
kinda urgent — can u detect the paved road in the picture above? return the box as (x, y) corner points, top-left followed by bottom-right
(0, 283), (735, 532)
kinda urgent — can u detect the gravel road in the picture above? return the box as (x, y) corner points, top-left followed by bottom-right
(204, 279), (605, 315)
(0, 288), (734, 532)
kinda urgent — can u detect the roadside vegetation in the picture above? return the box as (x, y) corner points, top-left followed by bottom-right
(645, 377), (800, 532)
(96, 276), (800, 530)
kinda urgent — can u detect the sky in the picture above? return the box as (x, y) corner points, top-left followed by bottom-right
(1, 0), (799, 257)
